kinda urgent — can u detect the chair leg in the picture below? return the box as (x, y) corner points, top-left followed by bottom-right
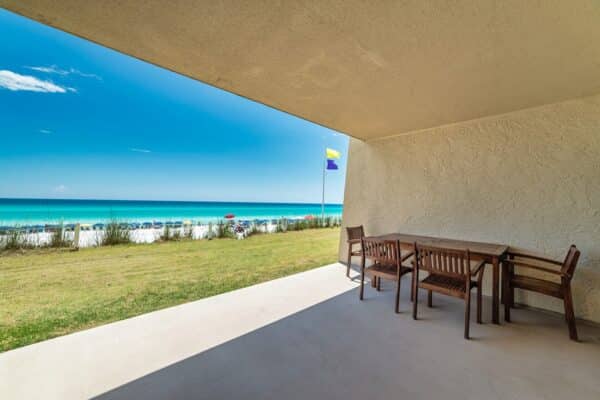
(563, 285), (578, 341)
(412, 286), (419, 320)
(412, 266), (419, 319)
(346, 247), (352, 278)
(395, 275), (401, 314)
(501, 264), (505, 306)
(359, 269), (365, 301)
(376, 276), (381, 291)
(504, 279), (511, 322)
(477, 284), (482, 324)
(510, 287), (515, 307)
(410, 271), (416, 302)
(464, 290), (471, 340)
(508, 275), (515, 308)
(427, 290), (433, 308)
(508, 265), (515, 308)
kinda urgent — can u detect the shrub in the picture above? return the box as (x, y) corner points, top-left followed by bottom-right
(102, 221), (131, 246)
(0, 227), (33, 251)
(160, 225), (181, 241)
(247, 221), (263, 237)
(161, 225), (171, 241)
(49, 223), (71, 248)
(184, 223), (194, 239)
(215, 220), (234, 239)
(290, 220), (307, 231)
(206, 222), (214, 240)
(275, 218), (287, 233)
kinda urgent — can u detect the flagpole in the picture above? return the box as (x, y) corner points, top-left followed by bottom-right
(321, 151), (326, 221)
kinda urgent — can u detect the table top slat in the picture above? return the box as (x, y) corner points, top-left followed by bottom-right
(375, 233), (508, 257)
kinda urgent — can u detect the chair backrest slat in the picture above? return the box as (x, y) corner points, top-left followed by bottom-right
(346, 225), (365, 242)
(561, 245), (580, 279)
(416, 243), (470, 278)
(361, 237), (401, 266)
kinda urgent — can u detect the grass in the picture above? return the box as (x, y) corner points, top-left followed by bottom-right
(0, 228), (340, 352)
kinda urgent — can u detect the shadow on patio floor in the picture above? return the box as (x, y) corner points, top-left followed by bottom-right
(95, 276), (600, 400)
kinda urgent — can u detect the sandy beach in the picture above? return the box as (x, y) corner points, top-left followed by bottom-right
(9, 222), (283, 248)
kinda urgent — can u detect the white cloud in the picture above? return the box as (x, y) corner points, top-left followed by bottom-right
(26, 66), (61, 74)
(26, 65), (101, 80)
(54, 184), (67, 193)
(130, 148), (152, 153)
(0, 70), (74, 93)
(39, 129), (52, 134)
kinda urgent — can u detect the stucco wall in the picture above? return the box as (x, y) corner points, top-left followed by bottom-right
(4, 1), (600, 140)
(340, 94), (600, 322)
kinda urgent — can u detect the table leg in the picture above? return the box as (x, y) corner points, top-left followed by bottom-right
(492, 256), (500, 324)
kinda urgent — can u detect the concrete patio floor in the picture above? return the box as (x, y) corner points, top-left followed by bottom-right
(2, 263), (599, 399)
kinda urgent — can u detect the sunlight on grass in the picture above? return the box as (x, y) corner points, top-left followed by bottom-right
(0, 228), (340, 352)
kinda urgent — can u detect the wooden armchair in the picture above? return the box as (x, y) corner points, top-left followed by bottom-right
(345, 225), (364, 277)
(360, 237), (414, 313)
(503, 245), (580, 341)
(412, 244), (485, 339)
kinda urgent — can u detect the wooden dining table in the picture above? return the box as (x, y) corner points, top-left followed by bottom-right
(376, 233), (509, 324)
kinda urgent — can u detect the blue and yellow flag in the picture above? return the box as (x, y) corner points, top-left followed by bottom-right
(326, 148), (340, 159)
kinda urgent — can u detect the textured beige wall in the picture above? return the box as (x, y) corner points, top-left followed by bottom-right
(340, 94), (600, 322)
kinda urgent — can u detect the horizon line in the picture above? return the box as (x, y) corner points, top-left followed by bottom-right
(0, 197), (344, 206)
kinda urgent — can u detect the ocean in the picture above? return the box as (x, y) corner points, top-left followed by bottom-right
(0, 198), (343, 226)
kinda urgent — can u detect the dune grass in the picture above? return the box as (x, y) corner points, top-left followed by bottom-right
(0, 228), (340, 352)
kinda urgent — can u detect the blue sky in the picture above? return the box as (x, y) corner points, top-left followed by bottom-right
(0, 9), (348, 204)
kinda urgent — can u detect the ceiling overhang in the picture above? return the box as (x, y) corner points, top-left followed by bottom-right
(2, 1), (600, 140)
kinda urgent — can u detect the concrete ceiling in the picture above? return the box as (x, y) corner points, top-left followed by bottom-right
(2, 1), (600, 141)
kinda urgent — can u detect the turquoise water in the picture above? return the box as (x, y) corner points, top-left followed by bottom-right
(0, 198), (343, 226)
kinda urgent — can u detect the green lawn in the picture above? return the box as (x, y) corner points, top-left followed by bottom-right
(0, 228), (340, 352)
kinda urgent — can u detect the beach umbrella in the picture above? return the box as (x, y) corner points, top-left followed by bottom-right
(304, 215), (315, 220)
(225, 213), (235, 219)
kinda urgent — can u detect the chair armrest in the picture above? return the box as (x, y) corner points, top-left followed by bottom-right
(347, 238), (361, 245)
(505, 259), (565, 276)
(508, 252), (562, 266)
(470, 260), (486, 277)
